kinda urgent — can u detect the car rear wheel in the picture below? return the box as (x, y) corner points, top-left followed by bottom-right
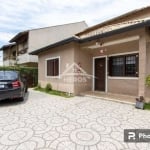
(19, 96), (24, 101)
(19, 90), (25, 101)
(25, 86), (28, 93)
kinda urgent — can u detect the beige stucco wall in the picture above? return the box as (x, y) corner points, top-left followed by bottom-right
(89, 29), (145, 96)
(74, 43), (92, 94)
(38, 42), (75, 93)
(108, 79), (138, 96)
(146, 42), (150, 98)
(38, 27), (149, 97)
(38, 42), (93, 95)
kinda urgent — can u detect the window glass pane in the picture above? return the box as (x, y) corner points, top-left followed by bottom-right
(109, 54), (138, 77)
(112, 57), (124, 76)
(47, 59), (54, 76)
(125, 55), (136, 76)
(54, 59), (59, 76)
(47, 58), (59, 76)
(0, 71), (18, 80)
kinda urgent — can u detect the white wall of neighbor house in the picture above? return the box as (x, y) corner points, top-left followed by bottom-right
(28, 21), (87, 53)
(0, 51), (3, 66)
(17, 54), (38, 64)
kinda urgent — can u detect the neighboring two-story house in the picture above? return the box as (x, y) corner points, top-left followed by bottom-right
(1, 43), (16, 66)
(1, 21), (88, 67)
(30, 6), (150, 100)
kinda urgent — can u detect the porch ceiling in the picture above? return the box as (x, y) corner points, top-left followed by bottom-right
(80, 39), (139, 56)
(80, 35), (139, 50)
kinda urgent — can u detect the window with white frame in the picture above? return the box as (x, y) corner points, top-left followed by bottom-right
(46, 57), (59, 76)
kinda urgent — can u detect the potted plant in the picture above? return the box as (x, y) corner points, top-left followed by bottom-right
(135, 96), (145, 109)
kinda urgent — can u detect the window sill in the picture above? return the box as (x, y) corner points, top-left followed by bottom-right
(108, 76), (139, 80)
(46, 76), (60, 79)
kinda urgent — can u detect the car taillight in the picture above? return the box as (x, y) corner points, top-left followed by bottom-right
(12, 81), (21, 88)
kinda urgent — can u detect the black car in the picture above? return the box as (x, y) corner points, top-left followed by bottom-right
(0, 70), (27, 101)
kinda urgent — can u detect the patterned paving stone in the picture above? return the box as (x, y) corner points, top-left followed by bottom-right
(0, 89), (150, 149)
(0, 128), (33, 145)
(70, 128), (101, 146)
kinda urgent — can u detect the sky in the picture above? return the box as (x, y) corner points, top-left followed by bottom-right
(0, 0), (150, 65)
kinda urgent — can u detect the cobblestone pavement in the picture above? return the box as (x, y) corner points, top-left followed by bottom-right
(0, 89), (150, 150)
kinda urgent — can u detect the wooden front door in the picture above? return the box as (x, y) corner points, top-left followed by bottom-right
(94, 57), (106, 91)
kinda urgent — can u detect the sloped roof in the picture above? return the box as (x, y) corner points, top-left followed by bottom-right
(9, 30), (29, 42)
(81, 18), (150, 42)
(0, 42), (16, 50)
(80, 17), (150, 39)
(30, 18), (150, 55)
(76, 6), (150, 36)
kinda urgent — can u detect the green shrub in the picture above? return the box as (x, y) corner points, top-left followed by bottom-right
(37, 83), (42, 89)
(146, 75), (150, 87)
(34, 83), (42, 90)
(45, 83), (52, 91)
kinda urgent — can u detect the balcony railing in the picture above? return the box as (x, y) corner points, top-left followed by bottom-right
(17, 53), (38, 64)
(3, 56), (16, 61)
(3, 59), (16, 66)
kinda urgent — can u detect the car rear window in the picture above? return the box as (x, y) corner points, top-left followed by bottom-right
(0, 71), (18, 80)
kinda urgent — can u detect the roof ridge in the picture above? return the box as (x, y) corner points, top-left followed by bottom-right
(76, 5), (150, 35)
(79, 17), (150, 39)
(101, 17), (150, 28)
(29, 21), (87, 31)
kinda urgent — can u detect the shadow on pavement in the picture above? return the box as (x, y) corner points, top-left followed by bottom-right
(0, 92), (29, 107)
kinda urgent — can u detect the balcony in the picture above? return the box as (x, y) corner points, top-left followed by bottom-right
(3, 59), (16, 66)
(17, 53), (38, 64)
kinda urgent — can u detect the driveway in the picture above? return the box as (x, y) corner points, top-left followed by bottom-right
(0, 89), (150, 150)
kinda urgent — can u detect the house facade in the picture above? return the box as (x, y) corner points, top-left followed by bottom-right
(1, 21), (87, 67)
(31, 6), (150, 100)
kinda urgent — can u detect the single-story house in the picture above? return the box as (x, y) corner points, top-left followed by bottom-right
(30, 6), (150, 100)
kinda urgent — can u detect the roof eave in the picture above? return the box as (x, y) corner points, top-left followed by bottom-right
(9, 30), (29, 42)
(0, 42), (16, 50)
(80, 19), (150, 43)
(76, 6), (150, 36)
